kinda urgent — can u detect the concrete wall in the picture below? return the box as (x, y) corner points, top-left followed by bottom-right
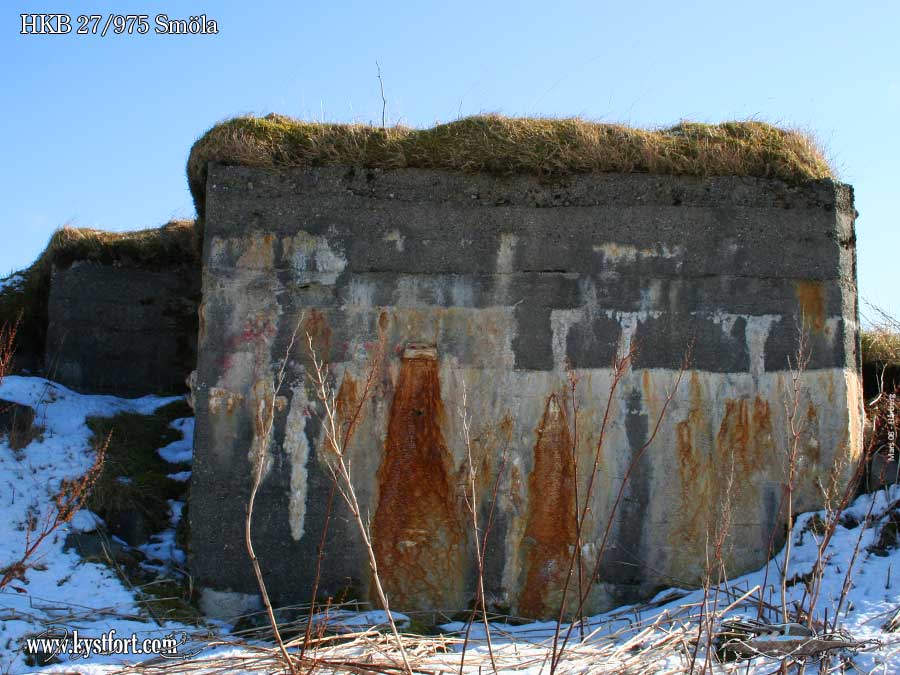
(191, 164), (861, 619)
(46, 261), (199, 396)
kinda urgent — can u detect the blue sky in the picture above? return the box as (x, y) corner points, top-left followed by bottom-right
(3, 0), (898, 321)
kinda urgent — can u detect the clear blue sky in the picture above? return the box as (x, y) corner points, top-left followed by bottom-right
(3, 1), (898, 321)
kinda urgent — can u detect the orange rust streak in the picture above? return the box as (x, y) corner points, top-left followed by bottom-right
(673, 374), (712, 557)
(518, 393), (577, 619)
(716, 399), (750, 472)
(371, 356), (464, 610)
(305, 309), (333, 358)
(752, 396), (774, 460)
(334, 373), (360, 446)
(805, 401), (821, 464)
(795, 280), (826, 332)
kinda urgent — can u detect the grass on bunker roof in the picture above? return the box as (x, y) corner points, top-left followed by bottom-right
(187, 113), (834, 217)
(862, 328), (900, 368)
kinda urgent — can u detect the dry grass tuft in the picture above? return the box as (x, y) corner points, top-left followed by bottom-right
(861, 328), (900, 368)
(187, 114), (834, 217)
(38, 219), (198, 270)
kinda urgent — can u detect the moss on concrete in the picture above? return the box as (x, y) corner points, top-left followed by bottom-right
(188, 114), (834, 217)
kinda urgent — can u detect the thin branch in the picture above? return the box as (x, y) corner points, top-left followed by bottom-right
(305, 333), (413, 675)
(376, 61), (387, 130)
(551, 345), (690, 673)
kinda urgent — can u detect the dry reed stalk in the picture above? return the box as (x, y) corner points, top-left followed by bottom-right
(244, 318), (304, 675)
(457, 382), (498, 674)
(549, 345), (636, 667)
(565, 365), (586, 640)
(305, 333), (413, 675)
(779, 328), (811, 625)
(551, 345), (690, 674)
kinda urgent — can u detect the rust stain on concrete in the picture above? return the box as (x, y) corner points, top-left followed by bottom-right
(509, 463), (524, 510)
(710, 395), (775, 478)
(304, 310), (332, 358)
(335, 373), (360, 447)
(805, 401), (821, 464)
(672, 373), (715, 577)
(371, 349), (464, 610)
(236, 232), (276, 269)
(676, 373), (707, 485)
(717, 399), (750, 473)
(752, 396), (774, 458)
(795, 280), (826, 332)
(671, 390), (778, 574)
(518, 393), (577, 619)
(198, 301), (207, 344)
(208, 387), (244, 415)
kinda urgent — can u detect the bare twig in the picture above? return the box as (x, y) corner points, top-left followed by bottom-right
(244, 317), (304, 675)
(549, 345), (635, 666)
(376, 61), (387, 130)
(305, 333), (413, 675)
(457, 382), (498, 674)
(566, 364), (586, 640)
(1, 432), (108, 591)
(299, 479), (336, 663)
(551, 343), (691, 673)
(780, 327), (811, 624)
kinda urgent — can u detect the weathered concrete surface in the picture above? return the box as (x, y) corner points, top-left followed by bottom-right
(46, 261), (199, 396)
(191, 165), (861, 619)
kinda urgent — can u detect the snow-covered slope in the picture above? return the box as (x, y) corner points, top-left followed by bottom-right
(0, 377), (196, 673)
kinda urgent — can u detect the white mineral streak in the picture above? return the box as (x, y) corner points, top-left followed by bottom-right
(744, 315), (779, 379)
(347, 278), (374, 308)
(495, 233), (518, 301)
(284, 384), (312, 541)
(450, 277), (474, 307)
(618, 312), (639, 355)
(248, 378), (276, 483)
(551, 308), (582, 370)
(497, 233), (518, 274)
(285, 231), (347, 285)
(592, 242), (683, 264)
(395, 276), (422, 307)
(707, 310), (739, 336)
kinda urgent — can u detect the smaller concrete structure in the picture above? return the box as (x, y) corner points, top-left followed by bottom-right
(46, 261), (198, 396)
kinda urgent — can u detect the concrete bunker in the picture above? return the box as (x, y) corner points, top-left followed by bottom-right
(188, 116), (861, 619)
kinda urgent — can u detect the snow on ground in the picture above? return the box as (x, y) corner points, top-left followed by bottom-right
(157, 418), (194, 464)
(2, 374), (899, 673)
(0, 376), (198, 674)
(138, 498), (187, 569)
(0, 273), (24, 293)
(438, 483), (900, 673)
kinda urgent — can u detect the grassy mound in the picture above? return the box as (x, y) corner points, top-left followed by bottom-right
(0, 220), (197, 360)
(862, 329), (900, 368)
(187, 114), (834, 217)
(861, 328), (900, 400)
